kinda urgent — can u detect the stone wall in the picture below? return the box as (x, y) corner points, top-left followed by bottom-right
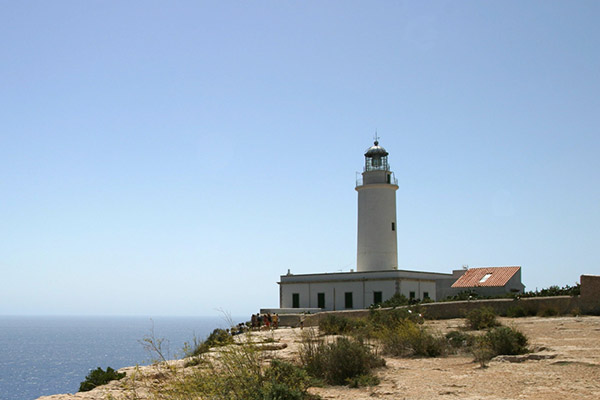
(278, 314), (303, 327)
(419, 296), (580, 319)
(292, 296), (579, 327)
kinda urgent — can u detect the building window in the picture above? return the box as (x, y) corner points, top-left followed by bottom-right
(373, 291), (382, 304)
(391, 222), (395, 231)
(317, 293), (325, 309)
(386, 174), (391, 183)
(423, 292), (429, 299)
(479, 273), (493, 283)
(409, 291), (416, 300)
(292, 293), (300, 308)
(345, 292), (353, 309)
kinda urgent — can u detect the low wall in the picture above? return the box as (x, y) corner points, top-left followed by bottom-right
(277, 314), (303, 327)
(277, 274), (600, 327)
(287, 296), (581, 327)
(260, 308), (322, 315)
(420, 296), (581, 319)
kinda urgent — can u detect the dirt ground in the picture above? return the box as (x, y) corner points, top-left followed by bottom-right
(261, 316), (600, 400)
(309, 316), (600, 400)
(38, 315), (600, 400)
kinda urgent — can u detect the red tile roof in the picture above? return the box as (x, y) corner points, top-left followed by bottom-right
(451, 266), (521, 288)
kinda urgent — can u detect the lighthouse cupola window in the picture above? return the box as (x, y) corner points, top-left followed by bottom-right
(364, 140), (390, 172)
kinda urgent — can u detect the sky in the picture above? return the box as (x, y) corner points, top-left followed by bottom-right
(1, 1), (599, 317)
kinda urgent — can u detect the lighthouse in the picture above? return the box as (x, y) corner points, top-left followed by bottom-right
(274, 139), (523, 312)
(356, 140), (399, 272)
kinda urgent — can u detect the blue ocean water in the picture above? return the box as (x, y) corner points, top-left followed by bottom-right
(0, 316), (244, 400)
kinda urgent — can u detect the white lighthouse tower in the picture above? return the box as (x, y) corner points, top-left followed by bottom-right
(356, 139), (399, 272)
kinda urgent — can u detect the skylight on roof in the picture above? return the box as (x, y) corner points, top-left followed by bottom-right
(479, 273), (492, 283)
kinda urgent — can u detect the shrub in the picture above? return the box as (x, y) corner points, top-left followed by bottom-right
(471, 337), (495, 368)
(465, 307), (499, 330)
(300, 333), (384, 386)
(445, 330), (475, 349)
(484, 326), (528, 356)
(79, 367), (126, 392)
(379, 319), (446, 357)
(506, 305), (527, 318)
(164, 341), (319, 400)
(318, 314), (364, 335)
(187, 328), (234, 356)
(262, 360), (316, 400)
(206, 328), (234, 346)
(368, 307), (424, 330)
(377, 293), (409, 308)
(346, 374), (380, 388)
(443, 290), (480, 302)
(521, 283), (580, 298)
(539, 307), (559, 317)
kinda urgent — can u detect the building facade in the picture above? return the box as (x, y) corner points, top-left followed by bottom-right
(279, 269), (451, 311)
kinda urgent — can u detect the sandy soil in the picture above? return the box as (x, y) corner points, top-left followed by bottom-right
(38, 316), (600, 400)
(308, 316), (600, 400)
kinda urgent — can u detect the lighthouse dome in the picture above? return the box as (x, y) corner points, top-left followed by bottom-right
(364, 141), (389, 157)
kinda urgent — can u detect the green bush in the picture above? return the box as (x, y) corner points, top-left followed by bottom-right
(539, 307), (559, 317)
(378, 319), (446, 357)
(505, 305), (527, 318)
(471, 337), (495, 368)
(368, 307), (424, 330)
(484, 326), (528, 356)
(300, 334), (384, 386)
(188, 328), (234, 356)
(465, 307), (500, 330)
(521, 283), (580, 298)
(377, 293), (409, 308)
(262, 360), (316, 400)
(443, 290), (480, 302)
(318, 314), (364, 335)
(346, 374), (380, 388)
(470, 326), (528, 367)
(79, 367), (126, 392)
(445, 330), (475, 349)
(166, 342), (319, 400)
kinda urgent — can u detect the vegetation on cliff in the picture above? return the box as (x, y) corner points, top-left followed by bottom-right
(79, 367), (125, 392)
(79, 306), (538, 397)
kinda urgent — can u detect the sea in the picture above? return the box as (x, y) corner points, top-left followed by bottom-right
(0, 315), (245, 400)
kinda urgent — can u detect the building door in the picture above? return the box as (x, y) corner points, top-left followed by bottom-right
(344, 292), (353, 309)
(317, 293), (325, 309)
(373, 291), (382, 305)
(292, 293), (300, 308)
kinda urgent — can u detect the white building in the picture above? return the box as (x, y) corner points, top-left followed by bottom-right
(279, 269), (451, 311)
(276, 140), (524, 312)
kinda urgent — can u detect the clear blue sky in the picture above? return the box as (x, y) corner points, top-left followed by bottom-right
(1, 1), (598, 316)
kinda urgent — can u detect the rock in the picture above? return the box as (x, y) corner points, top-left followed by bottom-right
(256, 342), (288, 351)
(493, 353), (557, 363)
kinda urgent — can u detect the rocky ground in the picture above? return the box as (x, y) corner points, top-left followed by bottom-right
(38, 316), (600, 400)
